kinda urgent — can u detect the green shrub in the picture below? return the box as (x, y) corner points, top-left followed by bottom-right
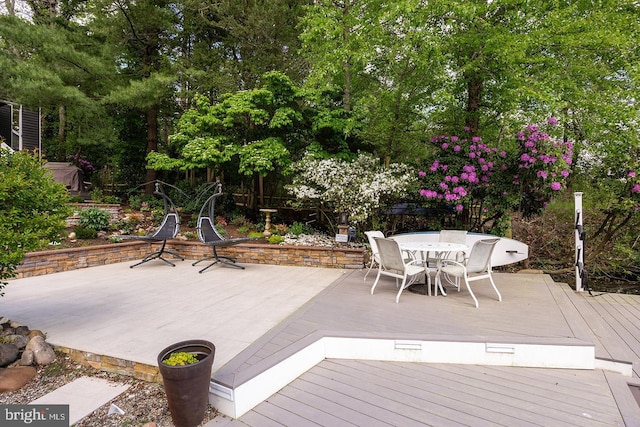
(289, 221), (312, 236)
(230, 214), (247, 227)
(249, 231), (264, 239)
(107, 235), (123, 243)
(151, 208), (165, 223)
(89, 188), (103, 202)
(74, 227), (98, 239)
(268, 235), (284, 244)
(0, 148), (71, 294)
(78, 207), (110, 230)
(182, 231), (197, 240)
(128, 194), (142, 210)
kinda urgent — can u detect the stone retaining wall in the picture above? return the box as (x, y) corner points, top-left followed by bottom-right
(15, 240), (366, 278)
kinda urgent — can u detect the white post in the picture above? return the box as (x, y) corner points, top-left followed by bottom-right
(574, 192), (583, 292)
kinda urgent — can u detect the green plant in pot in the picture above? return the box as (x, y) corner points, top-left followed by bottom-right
(157, 340), (215, 427)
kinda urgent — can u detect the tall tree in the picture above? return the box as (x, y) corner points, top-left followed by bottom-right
(91, 0), (180, 192)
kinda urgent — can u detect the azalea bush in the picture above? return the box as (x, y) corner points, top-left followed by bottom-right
(286, 153), (416, 226)
(416, 120), (573, 233)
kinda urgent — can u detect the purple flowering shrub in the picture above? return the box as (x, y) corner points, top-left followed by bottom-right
(67, 154), (95, 176)
(416, 119), (572, 232)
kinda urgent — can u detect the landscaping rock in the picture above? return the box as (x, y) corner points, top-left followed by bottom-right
(14, 326), (29, 336)
(0, 366), (37, 392)
(26, 336), (56, 365)
(28, 330), (46, 340)
(6, 335), (29, 349)
(0, 344), (19, 366)
(20, 350), (34, 366)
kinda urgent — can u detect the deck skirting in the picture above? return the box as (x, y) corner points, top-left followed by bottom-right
(209, 333), (596, 419)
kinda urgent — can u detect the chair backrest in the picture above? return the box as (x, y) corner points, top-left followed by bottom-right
(197, 216), (226, 244)
(465, 238), (500, 274)
(365, 231), (384, 258)
(374, 237), (407, 274)
(439, 230), (467, 245)
(196, 182), (228, 244)
(150, 212), (180, 240)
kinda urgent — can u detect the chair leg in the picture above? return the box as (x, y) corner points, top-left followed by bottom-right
(395, 277), (408, 303)
(464, 278), (480, 308)
(130, 240), (183, 268)
(193, 246), (245, 273)
(488, 274), (502, 302)
(371, 269), (383, 295)
(363, 258), (376, 281)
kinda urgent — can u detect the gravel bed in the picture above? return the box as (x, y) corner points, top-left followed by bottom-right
(0, 352), (219, 426)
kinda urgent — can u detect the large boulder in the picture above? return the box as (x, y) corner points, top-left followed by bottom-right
(0, 366), (37, 392)
(25, 336), (56, 365)
(0, 344), (19, 366)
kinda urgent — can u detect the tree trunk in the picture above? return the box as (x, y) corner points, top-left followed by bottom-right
(465, 71), (482, 134)
(57, 104), (66, 159)
(145, 108), (158, 194)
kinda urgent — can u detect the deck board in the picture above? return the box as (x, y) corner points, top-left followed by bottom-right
(212, 269), (640, 426)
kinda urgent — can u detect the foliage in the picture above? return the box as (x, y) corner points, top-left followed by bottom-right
(289, 221), (313, 236)
(286, 152), (416, 225)
(78, 207), (110, 231)
(416, 120), (572, 233)
(0, 148), (71, 293)
(147, 72), (359, 189)
(268, 235), (285, 244)
(162, 351), (198, 366)
(107, 235), (123, 244)
(74, 227), (98, 240)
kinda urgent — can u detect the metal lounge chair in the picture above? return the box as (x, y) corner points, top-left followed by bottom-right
(121, 181), (184, 268)
(192, 183), (259, 273)
(435, 238), (501, 308)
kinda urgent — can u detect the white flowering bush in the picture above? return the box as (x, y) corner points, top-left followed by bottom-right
(286, 153), (416, 224)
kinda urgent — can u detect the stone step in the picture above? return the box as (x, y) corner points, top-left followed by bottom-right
(29, 377), (129, 425)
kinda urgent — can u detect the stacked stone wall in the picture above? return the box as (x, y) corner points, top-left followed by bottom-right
(15, 241), (366, 278)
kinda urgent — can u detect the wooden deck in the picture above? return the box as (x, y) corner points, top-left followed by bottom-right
(211, 270), (640, 426)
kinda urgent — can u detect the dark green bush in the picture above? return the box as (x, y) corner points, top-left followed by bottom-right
(78, 207), (110, 230)
(74, 227), (98, 239)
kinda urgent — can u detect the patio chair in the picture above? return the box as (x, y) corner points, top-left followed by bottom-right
(371, 237), (427, 303)
(438, 229), (468, 290)
(435, 238), (501, 308)
(192, 183), (259, 273)
(121, 181), (184, 268)
(363, 230), (384, 281)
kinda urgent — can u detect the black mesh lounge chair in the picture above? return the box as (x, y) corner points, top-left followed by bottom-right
(120, 181), (184, 268)
(192, 183), (259, 273)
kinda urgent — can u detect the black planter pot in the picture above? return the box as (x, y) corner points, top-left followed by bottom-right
(157, 339), (215, 427)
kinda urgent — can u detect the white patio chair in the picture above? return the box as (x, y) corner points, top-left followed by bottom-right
(435, 238), (501, 308)
(439, 230), (468, 260)
(363, 230), (384, 281)
(371, 237), (427, 303)
(438, 229), (468, 290)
